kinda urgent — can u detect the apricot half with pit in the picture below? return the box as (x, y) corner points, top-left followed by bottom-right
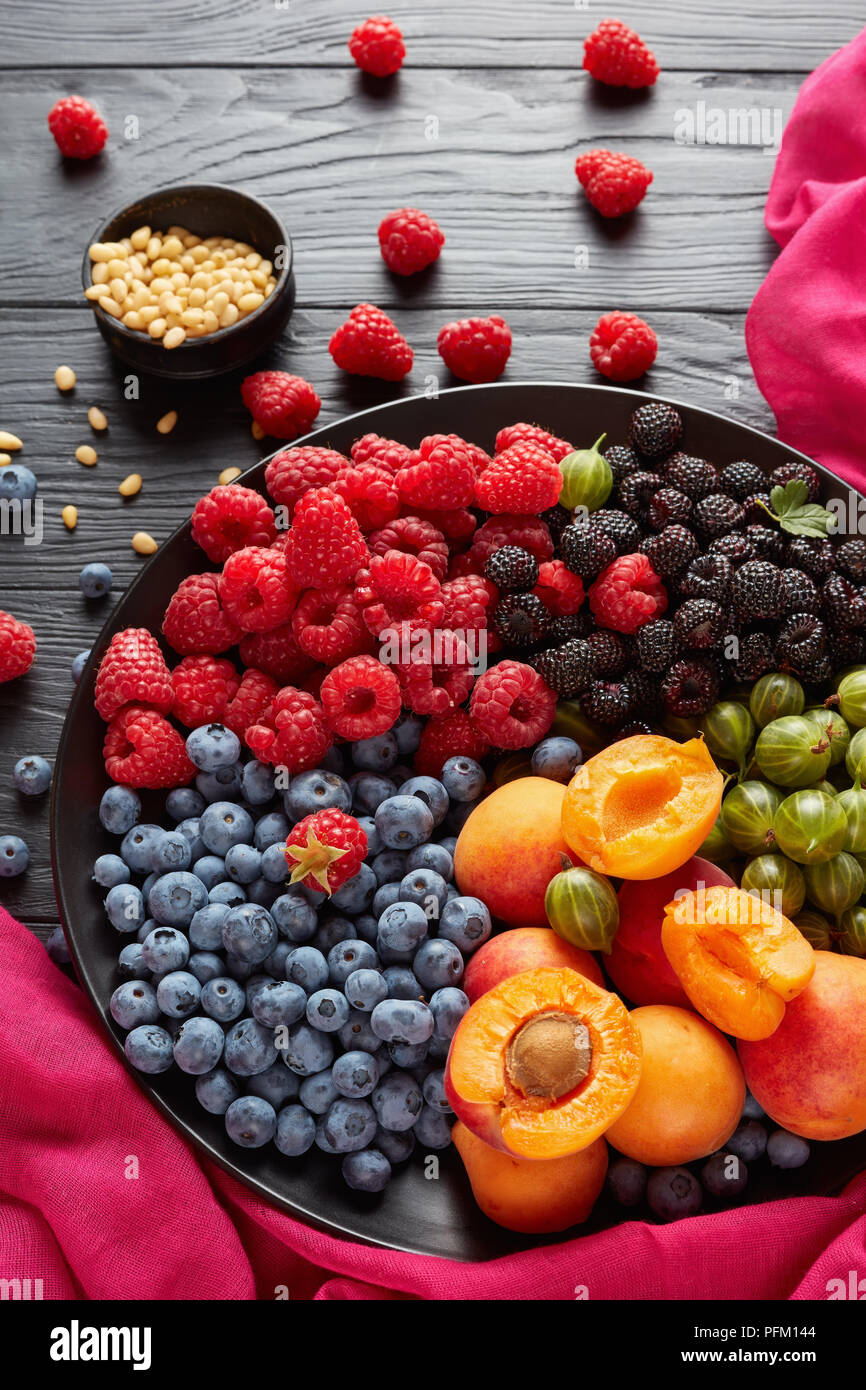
(444, 966), (642, 1160)
(561, 734), (723, 880)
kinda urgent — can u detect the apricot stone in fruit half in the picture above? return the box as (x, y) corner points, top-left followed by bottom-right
(463, 926), (604, 1003)
(444, 966), (642, 1160)
(561, 734), (723, 880)
(453, 1122), (608, 1233)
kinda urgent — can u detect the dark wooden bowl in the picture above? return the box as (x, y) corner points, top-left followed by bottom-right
(50, 382), (866, 1260)
(81, 182), (295, 380)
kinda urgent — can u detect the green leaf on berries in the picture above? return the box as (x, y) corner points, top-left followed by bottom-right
(756, 479), (834, 538)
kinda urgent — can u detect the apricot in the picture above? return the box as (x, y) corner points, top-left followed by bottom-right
(454, 777), (572, 928)
(453, 1121), (608, 1234)
(608, 856), (735, 1008)
(739, 952), (866, 1140)
(445, 967), (642, 1160)
(561, 735), (723, 880)
(661, 886), (816, 1041)
(606, 1005), (745, 1166)
(463, 927), (604, 1003)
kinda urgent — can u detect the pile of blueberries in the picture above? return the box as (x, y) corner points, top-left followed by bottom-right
(94, 712), (499, 1194)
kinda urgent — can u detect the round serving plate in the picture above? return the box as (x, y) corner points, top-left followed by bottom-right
(50, 381), (866, 1260)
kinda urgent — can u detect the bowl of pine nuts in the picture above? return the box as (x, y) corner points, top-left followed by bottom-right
(81, 183), (295, 379)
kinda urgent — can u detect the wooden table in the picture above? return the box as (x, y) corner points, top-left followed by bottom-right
(1, 1), (862, 941)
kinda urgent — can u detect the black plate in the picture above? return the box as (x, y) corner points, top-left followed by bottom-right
(51, 382), (866, 1260)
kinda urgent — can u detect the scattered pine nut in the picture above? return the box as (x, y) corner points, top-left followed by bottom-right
(118, 473), (142, 497)
(76, 444), (98, 466)
(132, 531), (158, 555)
(0, 454), (10, 467)
(61, 505), (78, 530)
(88, 406), (108, 431)
(218, 466), (242, 485)
(0, 431), (22, 451)
(55, 365), (77, 392)
(156, 410), (177, 435)
(251, 420), (265, 441)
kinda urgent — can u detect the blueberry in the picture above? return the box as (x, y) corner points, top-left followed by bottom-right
(221, 902), (278, 964)
(285, 946), (329, 993)
(193, 855), (227, 890)
(200, 801), (255, 860)
(767, 1129), (810, 1169)
(71, 649), (91, 683)
(105, 883), (145, 934)
(393, 712), (424, 756)
(186, 723), (241, 773)
(254, 811), (290, 853)
(374, 1125), (415, 1163)
(125, 1024), (174, 1073)
(331, 1049), (380, 1099)
(196, 763), (243, 804)
(377, 901), (428, 955)
(352, 731), (399, 772)
(413, 1104), (452, 1150)
(12, 755), (52, 796)
(725, 1120), (767, 1163)
(342, 1149), (391, 1192)
(306, 987), (351, 1032)
(156, 970), (202, 1019)
(437, 896), (492, 956)
(165, 787), (206, 822)
(148, 871), (208, 927)
(330, 861), (377, 914)
(151, 833), (193, 875)
(201, 976), (246, 1023)
(389, 1040), (429, 1068)
(440, 755), (486, 802)
(209, 881), (246, 908)
(414, 939), (464, 991)
(647, 1167), (703, 1221)
(99, 786), (141, 837)
(311, 914), (355, 955)
(383, 966), (425, 1001)
(371, 998), (433, 1046)
(282, 1020), (335, 1076)
(265, 939), (293, 977)
(356, 816), (383, 858)
(531, 736), (582, 784)
(119, 823), (164, 872)
(318, 1098), (377, 1154)
(444, 798), (478, 834)
(176, 817), (205, 861)
(422, 1069), (451, 1113)
(269, 891), (316, 943)
(140, 926), (188, 976)
(701, 1151), (749, 1198)
(398, 868), (448, 915)
(741, 1091), (766, 1121)
(274, 1104), (316, 1157)
(187, 951), (224, 985)
(338, 1008), (381, 1054)
(284, 770), (352, 820)
(328, 938), (378, 988)
(443, 884), (460, 904)
(438, 836), (458, 857)
(92, 853), (130, 888)
(224, 843), (262, 885)
(429, 987), (469, 1040)
(370, 849), (408, 885)
(606, 1157), (648, 1207)
(173, 1016), (225, 1074)
(406, 842), (453, 881)
(188, 902), (228, 951)
(110, 980), (160, 1029)
(241, 759), (276, 806)
(141, 872), (158, 904)
(245, 876), (281, 908)
(136, 919), (156, 944)
(195, 1068), (240, 1115)
(224, 951), (255, 980)
(225, 1095), (276, 1148)
(353, 914), (378, 945)
(78, 562), (113, 599)
(375, 794), (435, 850)
(350, 773), (398, 817)
(299, 1068), (341, 1115)
(426, 1034), (451, 1061)
(247, 1059), (300, 1108)
(344, 968), (388, 1012)
(245, 974), (274, 1012)
(371, 1072), (423, 1132)
(0, 464), (37, 500)
(398, 776), (449, 826)
(224, 1017), (279, 1075)
(372, 883), (402, 918)
(251, 979), (306, 1028)
(117, 941), (147, 979)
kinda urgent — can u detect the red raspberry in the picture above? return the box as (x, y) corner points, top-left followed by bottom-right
(104, 706), (195, 789)
(354, 551), (444, 638)
(533, 561), (585, 617)
(464, 441), (493, 475)
(395, 434), (477, 510)
(494, 423), (574, 463)
(247, 686), (332, 773)
(320, 655), (401, 740)
(0, 611), (36, 682)
(329, 304), (413, 381)
(393, 627), (476, 717)
(94, 628), (174, 722)
(285, 808), (368, 897)
(47, 95), (108, 159)
(350, 433), (414, 474)
(285, 488), (369, 590)
(348, 15), (405, 77)
(414, 506), (478, 546)
(369, 515), (449, 581)
(590, 311), (658, 382)
(333, 463), (401, 530)
(378, 207), (445, 276)
(170, 655), (240, 728)
(190, 484), (277, 563)
(589, 553), (668, 633)
(163, 573), (243, 656)
(470, 660), (557, 749)
(437, 315), (511, 384)
(414, 708), (490, 777)
(238, 624), (316, 684)
(475, 442), (563, 514)
(240, 371), (321, 440)
(264, 446), (349, 515)
(218, 546), (297, 634)
(582, 19), (660, 88)
(440, 575), (498, 633)
(575, 149), (653, 218)
(223, 668), (280, 739)
(470, 514), (555, 569)
(292, 586), (373, 665)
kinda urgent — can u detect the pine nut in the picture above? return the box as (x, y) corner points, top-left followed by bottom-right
(146, 236), (162, 260)
(148, 318), (167, 340)
(54, 365), (76, 391)
(0, 432), (23, 451)
(98, 297), (123, 318)
(0, 454), (11, 467)
(118, 473), (142, 496)
(220, 303), (239, 327)
(161, 236), (184, 259)
(85, 284), (106, 301)
(251, 420), (265, 440)
(132, 531), (157, 555)
(156, 410), (177, 435)
(163, 326), (186, 349)
(218, 466), (242, 485)
(107, 258), (128, 280)
(188, 287), (206, 308)
(62, 504), (78, 530)
(89, 242), (117, 262)
(122, 311), (144, 330)
(130, 226), (151, 251)
(76, 444), (97, 466)
(202, 309), (220, 333)
(92, 262), (109, 285)
(139, 305), (160, 324)
(88, 406), (108, 431)
(238, 292), (264, 313)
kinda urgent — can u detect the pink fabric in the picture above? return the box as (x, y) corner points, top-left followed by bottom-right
(746, 27), (866, 490)
(0, 908), (864, 1300)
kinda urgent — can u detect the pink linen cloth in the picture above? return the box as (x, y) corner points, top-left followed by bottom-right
(1, 908), (864, 1300)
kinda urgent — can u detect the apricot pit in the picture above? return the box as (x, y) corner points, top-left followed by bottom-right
(506, 1011), (592, 1100)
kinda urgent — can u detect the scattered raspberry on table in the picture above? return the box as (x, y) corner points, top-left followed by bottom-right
(378, 207), (445, 275)
(582, 19), (660, 88)
(576, 149), (654, 218)
(348, 15), (406, 77)
(437, 315), (512, 384)
(0, 611), (36, 683)
(329, 304), (414, 380)
(589, 311), (658, 382)
(47, 95), (108, 158)
(240, 371), (322, 440)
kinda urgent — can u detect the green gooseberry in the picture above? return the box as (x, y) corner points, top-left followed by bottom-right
(803, 852), (864, 920)
(754, 716), (833, 788)
(749, 672), (805, 728)
(837, 669), (866, 728)
(697, 817), (736, 864)
(544, 865), (619, 954)
(837, 778), (866, 854)
(838, 904), (866, 958)
(804, 707), (850, 766)
(793, 909), (833, 950)
(720, 781), (782, 854)
(558, 435), (613, 513)
(741, 853), (806, 919)
(773, 790), (848, 865)
(845, 726), (866, 781)
(701, 701), (756, 776)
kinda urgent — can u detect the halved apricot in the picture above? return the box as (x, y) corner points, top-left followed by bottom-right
(444, 966), (642, 1160)
(561, 734), (724, 880)
(661, 885), (816, 1041)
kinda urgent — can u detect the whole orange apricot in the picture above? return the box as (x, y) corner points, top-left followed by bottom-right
(605, 1004), (745, 1166)
(454, 777), (571, 928)
(453, 1122), (608, 1233)
(463, 927), (604, 1002)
